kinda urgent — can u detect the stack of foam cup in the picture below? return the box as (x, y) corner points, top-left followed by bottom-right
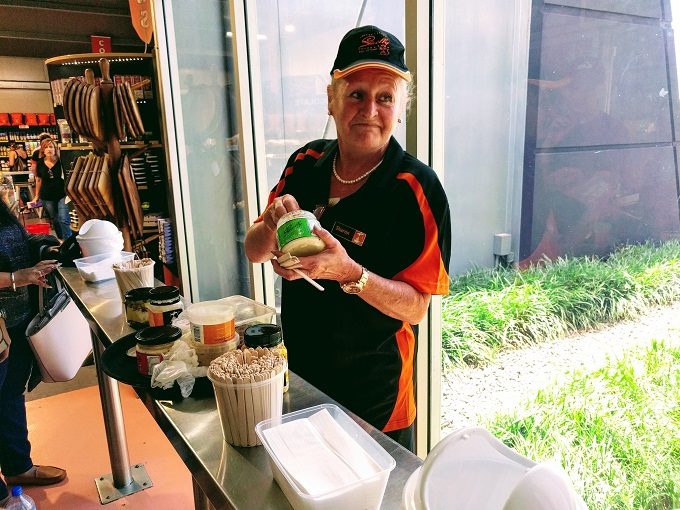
(208, 348), (286, 447)
(185, 301), (238, 366)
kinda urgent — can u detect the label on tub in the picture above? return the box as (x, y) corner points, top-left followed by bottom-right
(192, 320), (235, 345)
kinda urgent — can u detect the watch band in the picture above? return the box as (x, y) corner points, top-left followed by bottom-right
(341, 266), (369, 294)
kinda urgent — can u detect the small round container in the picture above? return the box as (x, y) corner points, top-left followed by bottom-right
(190, 333), (240, 366)
(276, 210), (325, 256)
(124, 287), (152, 329)
(135, 325), (182, 376)
(147, 286), (184, 327)
(186, 301), (235, 345)
(244, 324), (289, 393)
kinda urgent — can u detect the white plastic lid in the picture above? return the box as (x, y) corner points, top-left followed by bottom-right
(186, 301), (235, 325)
(415, 427), (536, 509)
(77, 219), (120, 239)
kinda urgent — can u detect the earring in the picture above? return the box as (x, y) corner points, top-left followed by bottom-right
(328, 111), (332, 116)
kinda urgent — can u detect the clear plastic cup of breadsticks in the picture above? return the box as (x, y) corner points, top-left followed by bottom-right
(207, 347), (286, 447)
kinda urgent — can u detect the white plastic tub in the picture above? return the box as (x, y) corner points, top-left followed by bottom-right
(186, 301), (235, 344)
(74, 251), (134, 282)
(256, 404), (396, 510)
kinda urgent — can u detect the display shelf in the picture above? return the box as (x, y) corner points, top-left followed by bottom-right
(45, 54), (174, 270)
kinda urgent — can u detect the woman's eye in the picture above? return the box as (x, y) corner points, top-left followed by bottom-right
(380, 94), (394, 103)
(349, 90), (362, 99)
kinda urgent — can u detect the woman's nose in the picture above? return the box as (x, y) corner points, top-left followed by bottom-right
(361, 99), (378, 117)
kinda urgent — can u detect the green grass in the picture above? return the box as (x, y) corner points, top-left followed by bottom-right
(486, 340), (680, 510)
(442, 241), (680, 367)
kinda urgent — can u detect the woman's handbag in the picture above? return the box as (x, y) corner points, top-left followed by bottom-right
(25, 279), (92, 383)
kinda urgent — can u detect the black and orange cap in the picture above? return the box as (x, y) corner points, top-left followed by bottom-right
(331, 25), (411, 82)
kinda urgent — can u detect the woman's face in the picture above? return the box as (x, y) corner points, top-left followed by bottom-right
(44, 143), (56, 157)
(328, 69), (405, 157)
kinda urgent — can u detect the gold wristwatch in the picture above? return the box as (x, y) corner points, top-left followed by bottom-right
(341, 266), (369, 294)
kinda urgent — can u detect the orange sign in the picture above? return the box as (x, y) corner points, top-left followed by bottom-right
(129, 0), (153, 44)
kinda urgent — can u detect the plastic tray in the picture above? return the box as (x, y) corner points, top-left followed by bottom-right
(74, 251), (134, 282)
(255, 404), (395, 510)
(218, 295), (276, 336)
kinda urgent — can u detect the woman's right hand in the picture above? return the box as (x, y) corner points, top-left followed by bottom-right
(263, 194), (300, 232)
(13, 260), (60, 289)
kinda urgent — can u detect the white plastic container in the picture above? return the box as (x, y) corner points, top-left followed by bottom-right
(76, 219), (124, 257)
(256, 404), (396, 510)
(401, 427), (536, 510)
(74, 251), (134, 282)
(217, 295), (276, 337)
(77, 236), (124, 257)
(186, 301), (235, 345)
(208, 360), (285, 447)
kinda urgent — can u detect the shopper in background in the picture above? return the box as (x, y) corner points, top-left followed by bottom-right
(7, 143), (29, 208)
(29, 133), (54, 177)
(29, 139), (71, 241)
(244, 26), (451, 452)
(0, 198), (66, 507)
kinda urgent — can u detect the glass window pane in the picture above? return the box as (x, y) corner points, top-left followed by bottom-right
(166, 0), (248, 300)
(535, 11), (671, 148)
(521, 4), (680, 261)
(528, 148), (679, 258)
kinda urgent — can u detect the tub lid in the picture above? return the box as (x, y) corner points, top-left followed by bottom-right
(124, 287), (153, 301)
(186, 301), (234, 324)
(148, 285), (180, 302)
(244, 323), (282, 348)
(135, 325), (182, 346)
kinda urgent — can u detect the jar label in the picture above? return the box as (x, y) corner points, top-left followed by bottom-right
(148, 308), (182, 327)
(137, 352), (163, 375)
(192, 320), (235, 345)
(277, 217), (313, 249)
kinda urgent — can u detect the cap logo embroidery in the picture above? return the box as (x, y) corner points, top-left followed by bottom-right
(358, 35), (390, 56)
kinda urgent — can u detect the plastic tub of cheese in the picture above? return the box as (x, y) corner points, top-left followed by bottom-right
(255, 404), (395, 510)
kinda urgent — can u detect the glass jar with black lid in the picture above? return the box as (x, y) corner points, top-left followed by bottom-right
(124, 287), (153, 329)
(243, 324), (289, 392)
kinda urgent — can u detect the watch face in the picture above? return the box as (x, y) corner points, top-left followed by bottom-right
(342, 283), (361, 294)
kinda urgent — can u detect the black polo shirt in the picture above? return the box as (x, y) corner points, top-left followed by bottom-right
(261, 137), (451, 432)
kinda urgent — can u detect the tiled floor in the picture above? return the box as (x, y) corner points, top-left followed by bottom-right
(19, 371), (194, 509)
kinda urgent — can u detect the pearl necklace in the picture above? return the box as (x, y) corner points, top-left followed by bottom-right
(332, 154), (383, 185)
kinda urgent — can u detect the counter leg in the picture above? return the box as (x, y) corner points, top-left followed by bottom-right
(91, 331), (153, 503)
(192, 478), (216, 510)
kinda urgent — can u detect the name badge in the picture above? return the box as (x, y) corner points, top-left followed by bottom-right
(332, 222), (367, 246)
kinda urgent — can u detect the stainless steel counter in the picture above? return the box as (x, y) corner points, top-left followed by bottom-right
(60, 267), (422, 509)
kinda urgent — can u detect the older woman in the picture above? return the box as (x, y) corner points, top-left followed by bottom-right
(0, 198), (65, 505)
(30, 138), (71, 241)
(245, 26), (451, 451)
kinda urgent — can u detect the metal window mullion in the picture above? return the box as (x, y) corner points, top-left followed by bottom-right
(152, 0), (195, 301)
(229, 0), (277, 307)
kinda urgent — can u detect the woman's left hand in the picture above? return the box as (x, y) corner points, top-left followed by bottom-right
(13, 260), (59, 289)
(271, 226), (360, 283)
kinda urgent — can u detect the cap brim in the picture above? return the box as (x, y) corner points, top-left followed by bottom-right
(333, 61), (412, 82)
